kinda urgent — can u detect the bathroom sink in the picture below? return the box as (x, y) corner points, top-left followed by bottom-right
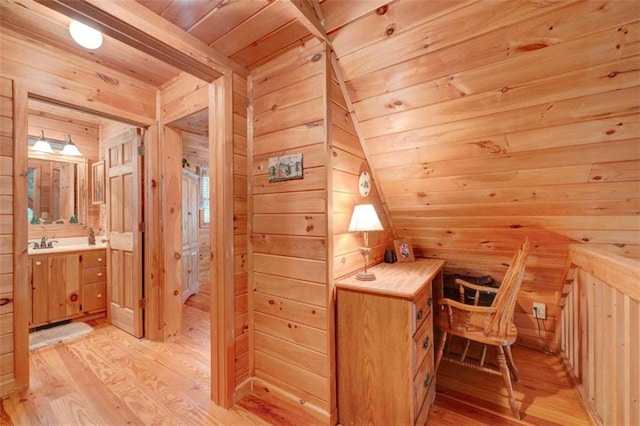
(28, 237), (107, 255)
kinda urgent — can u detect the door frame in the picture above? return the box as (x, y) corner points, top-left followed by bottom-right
(12, 80), (237, 407)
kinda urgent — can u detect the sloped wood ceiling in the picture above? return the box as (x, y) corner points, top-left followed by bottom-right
(135, 0), (314, 69)
(322, 0), (640, 344)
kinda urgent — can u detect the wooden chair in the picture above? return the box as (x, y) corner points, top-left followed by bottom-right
(434, 238), (530, 420)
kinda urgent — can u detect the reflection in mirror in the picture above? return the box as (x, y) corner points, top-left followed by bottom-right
(27, 159), (78, 224)
(27, 140), (88, 226)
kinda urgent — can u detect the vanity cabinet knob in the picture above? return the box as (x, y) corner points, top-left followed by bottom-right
(416, 309), (423, 320)
(35, 261), (42, 266)
(97, 258), (103, 262)
(97, 294), (103, 298)
(97, 272), (103, 277)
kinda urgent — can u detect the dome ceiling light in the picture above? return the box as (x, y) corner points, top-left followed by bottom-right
(69, 20), (103, 50)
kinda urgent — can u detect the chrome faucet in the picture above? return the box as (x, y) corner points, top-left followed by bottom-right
(40, 236), (48, 247)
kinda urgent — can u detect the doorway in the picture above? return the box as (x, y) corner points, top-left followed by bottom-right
(24, 99), (145, 339)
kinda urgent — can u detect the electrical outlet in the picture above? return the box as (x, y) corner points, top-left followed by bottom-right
(533, 302), (546, 320)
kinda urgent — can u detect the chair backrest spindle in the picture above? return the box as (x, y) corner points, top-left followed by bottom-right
(485, 238), (530, 338)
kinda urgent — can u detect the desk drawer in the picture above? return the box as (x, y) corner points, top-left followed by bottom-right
(413, 345), (434, 415)
(82, 266), (106, 284)
(411, 286), (433, 335)
(412, 314), (433, 374)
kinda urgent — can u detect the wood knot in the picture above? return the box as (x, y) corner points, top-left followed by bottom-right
(311, 53), (322, 62)
(376, 5), (388, 15)
(96, 72), (119, 85)
(174, 290), (179, 296)
(606, 130), (615, 135)
(174, 252), (181, 260)
(607, 71), (618, 78)
(592, 175), (602, 181)
(385, 25), (395, 36)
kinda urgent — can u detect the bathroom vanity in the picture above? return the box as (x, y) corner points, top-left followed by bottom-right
(29, 239), (108, 328)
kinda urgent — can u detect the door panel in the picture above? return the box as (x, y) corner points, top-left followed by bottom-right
(106, 127), (143, 338)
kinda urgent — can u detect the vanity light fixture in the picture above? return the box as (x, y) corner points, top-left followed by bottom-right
(61, 134), (82, 156)
(69, 20), (103, 50)
(31, 130), (54, 154)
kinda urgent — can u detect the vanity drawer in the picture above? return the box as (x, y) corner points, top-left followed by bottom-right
(411, 286), (433, 335)
(82, 251), (106, 269)
(82, 266), (106, 284)
(82, 282), (106, 312)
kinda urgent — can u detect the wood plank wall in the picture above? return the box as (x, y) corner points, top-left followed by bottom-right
(249, 38), (333, 421)
(330, 66), (393, 280)
(0, 77), (15, 397)
(232, 74), (249, 390)
(323, 0), (640, 350)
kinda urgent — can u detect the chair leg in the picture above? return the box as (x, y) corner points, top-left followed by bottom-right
(496, 346), (521, 420)
(434, 331), (448, 372)
(504, 345), (519, 382)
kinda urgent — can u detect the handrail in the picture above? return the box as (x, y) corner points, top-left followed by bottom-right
(564, 244), (639, 302)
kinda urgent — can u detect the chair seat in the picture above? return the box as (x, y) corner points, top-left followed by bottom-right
(435, 311), (517, 346)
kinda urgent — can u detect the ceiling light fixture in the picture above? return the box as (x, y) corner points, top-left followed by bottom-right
(69, 20), (103, 50)
(61, 134), (82, 156)
(31, 130), (54, 154)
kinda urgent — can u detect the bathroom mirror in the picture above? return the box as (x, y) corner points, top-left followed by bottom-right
(27, 150), (88, 226)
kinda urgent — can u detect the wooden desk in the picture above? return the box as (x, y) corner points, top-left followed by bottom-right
(336, 259), (446, 425)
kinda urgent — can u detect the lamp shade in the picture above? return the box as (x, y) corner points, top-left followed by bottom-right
(61, 135), (82, 156)
(348, 204), (383, 232)
(31, 130), (54, 154)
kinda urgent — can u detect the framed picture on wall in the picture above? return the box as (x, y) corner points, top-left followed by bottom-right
(394, 239), (415, 262)
(92, 161), (105, 204)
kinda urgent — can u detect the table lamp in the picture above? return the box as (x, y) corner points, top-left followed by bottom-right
(348, 204), (384, 281)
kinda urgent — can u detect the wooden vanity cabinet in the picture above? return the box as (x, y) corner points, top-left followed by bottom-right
(29, 249), (107, 327)
(30, 254), (81, 326)
(336, 259), (446, 426)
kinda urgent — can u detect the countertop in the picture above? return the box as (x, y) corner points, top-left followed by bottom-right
(28, 237), (108, 255)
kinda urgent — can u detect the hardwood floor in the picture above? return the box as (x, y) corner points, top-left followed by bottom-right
(1, 285), (592, 425)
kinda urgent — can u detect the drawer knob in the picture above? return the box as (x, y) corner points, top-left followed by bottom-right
(416, 309), (423, 320)
(423, 374), (431, 389)
(97, 272), (103, 277)
(422, 336), (430, 350)
(98, 258), (103, 262)
(35, 261), (42, 266)
(97, 294), (103, 298)
(427, 297), (432, 308)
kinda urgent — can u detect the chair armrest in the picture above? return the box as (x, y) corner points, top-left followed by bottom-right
(437, 297), (497, 314)
(455, 278), (499, 294)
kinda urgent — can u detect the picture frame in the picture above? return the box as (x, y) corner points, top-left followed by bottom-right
(92, 160), (105, 204)
(394, 239), (415, 262)
(268, 153), (303, 182)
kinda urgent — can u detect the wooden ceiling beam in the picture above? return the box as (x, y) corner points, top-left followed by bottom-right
(34, 0), (248, 81)
(283, 0), (331, 46)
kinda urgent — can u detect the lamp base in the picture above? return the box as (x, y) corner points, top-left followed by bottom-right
(356, 271), (376, 281)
